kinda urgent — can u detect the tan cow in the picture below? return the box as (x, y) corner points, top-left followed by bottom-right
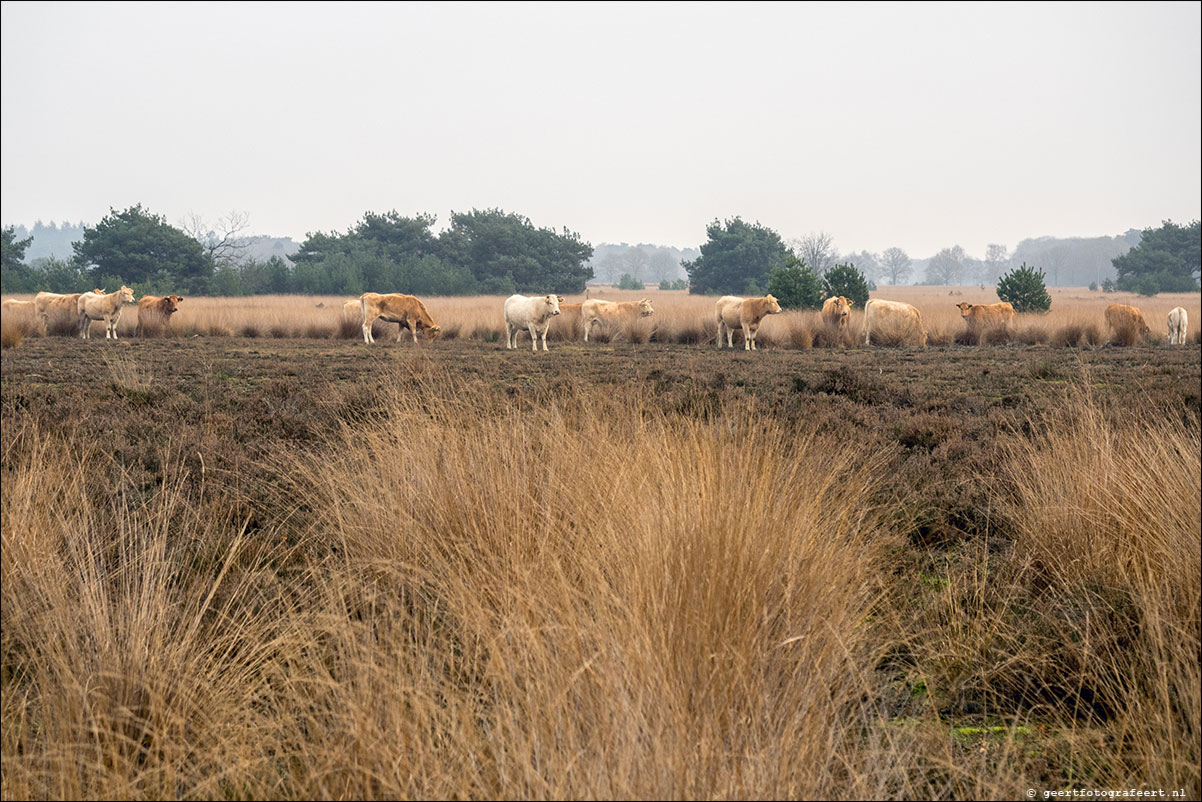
(821, 296), (853, 333)
(34, 289), (105, 334)
(580, 298), (655, 342)
(864, 299), (927, 347)
(360, 292), (441, 344)
(78, 285), (136, 339)
(955, 301), (1017, 332)
(134, 295), (183, 336)
(1104, 303), (1150, 342)
(1167, 307), (1188, 345)
(715, 295), (782, 351)
(2, 299), (36, 319)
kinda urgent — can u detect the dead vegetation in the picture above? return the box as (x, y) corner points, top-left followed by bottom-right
(1, 336), (1199, 799)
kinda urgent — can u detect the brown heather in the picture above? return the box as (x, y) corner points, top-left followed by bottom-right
(3, 350), (1200, 799)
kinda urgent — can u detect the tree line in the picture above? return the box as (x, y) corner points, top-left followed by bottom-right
(1, 205), (593, 297)
(2, 205), (1197, 298)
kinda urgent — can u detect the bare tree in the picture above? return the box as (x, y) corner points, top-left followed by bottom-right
(881, 247), (912, 285)
(182, 210), (253, 268)
(980, 243), (1010, 284)
(925, 245), (967, 285)
(789, 231), (839, 275)
(844, 249), (881, 283)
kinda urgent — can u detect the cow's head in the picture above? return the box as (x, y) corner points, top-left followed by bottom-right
(162, 295), (182, 314)
(763, 294), (782, 314)
(425, 323), (442, 341)
(955, 301), (975, 318)
(93, 288), (107, 295)
(544, 295), (561, 316)
(637, 298), (655, 317)
(118, 286), (136, 303)
(832, 296), (852, 319)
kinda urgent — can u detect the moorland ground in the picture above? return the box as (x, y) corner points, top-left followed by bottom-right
(2, 298), (1200, 799)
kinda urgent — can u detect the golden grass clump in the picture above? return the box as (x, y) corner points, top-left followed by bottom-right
(283, 379), (903, 799)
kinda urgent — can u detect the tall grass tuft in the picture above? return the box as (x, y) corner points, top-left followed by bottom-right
(286, 378), (901, 798)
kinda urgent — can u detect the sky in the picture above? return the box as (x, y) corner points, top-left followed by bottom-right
(2, 1), (1199, 259)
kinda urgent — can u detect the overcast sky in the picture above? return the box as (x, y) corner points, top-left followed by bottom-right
(2, 1), (1199, 258)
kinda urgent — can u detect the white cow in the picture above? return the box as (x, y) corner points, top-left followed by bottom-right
(863, 299), (927, 347)
(78, 285), (136, 339)
(504, 294), (562, 352)
(1167, 307), (1188, 345)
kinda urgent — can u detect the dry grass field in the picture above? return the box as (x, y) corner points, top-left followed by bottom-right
(1, 288), (1200, 799)
(4, 286), (1199, 348)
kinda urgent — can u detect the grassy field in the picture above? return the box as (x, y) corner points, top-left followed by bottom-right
(2, 291), (1200, 799)
(4, 286), (1200, 347)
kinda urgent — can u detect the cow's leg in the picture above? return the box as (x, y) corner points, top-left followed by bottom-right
(583, 318), (592, 342)
(540, 324), (549, 352)
(505, 321), (513, 349)
(528, 323), (538, 352)
(80, 315), (89, 339)
(716, 320), (724, 348)
(411, 318), (420, 344)
(743, 323), (752, 351)
(362, 314), (375, 344)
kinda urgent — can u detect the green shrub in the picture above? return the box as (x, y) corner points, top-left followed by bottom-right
(617, 273), (645, 290)
(767, 257), (824, 309)
(997, 262), (1052, 313)
(823, 263), (871, 308)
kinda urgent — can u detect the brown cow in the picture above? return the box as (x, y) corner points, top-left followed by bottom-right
(955, 301), (1016, 333)
(135, 295), (184, 336)
(580, 298), (655, 342)
(715, 295), (782, 351)
(34, 289), (105, 334)
(1104, 303), (1150, 342)
(821, 296), (853, 332)
(360, 292), (441, 344)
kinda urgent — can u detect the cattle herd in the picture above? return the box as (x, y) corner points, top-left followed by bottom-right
(0, 288), (1193, 351)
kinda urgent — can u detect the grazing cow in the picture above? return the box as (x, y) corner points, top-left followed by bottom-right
(1167, 306), (1188, 345)
(134, 294), (183, 336)
(78, 285), (136, 339)
(821, 296), (853, 333)
(360, 292), (441, 344)
(580, 298), (655, 342)
(955, 301), (1017, 332)
(715, 294), (782, 351)
(1104, 303), (1151, 341)
(504, 293), (561, 352)
(864, 299), (928, 347)
(34, 289), (105, 334)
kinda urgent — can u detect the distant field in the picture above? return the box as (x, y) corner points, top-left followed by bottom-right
(1, 306), (1199, 798)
